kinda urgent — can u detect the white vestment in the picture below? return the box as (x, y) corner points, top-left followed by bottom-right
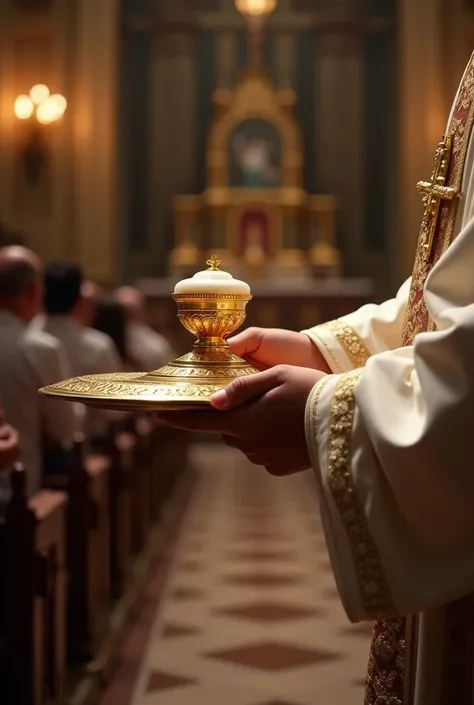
(303, 56), (474, 704)
(0, 311), (79, 496)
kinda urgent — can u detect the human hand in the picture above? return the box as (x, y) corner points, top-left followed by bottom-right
(0, 423), (20, 472)
(156, 365), (328, 476)
(229, 327), (331, 373)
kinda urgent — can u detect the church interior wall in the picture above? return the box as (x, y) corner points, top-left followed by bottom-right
(0, 0), (473, 298)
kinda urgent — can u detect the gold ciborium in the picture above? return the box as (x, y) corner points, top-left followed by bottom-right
(39, 256), (259, 411)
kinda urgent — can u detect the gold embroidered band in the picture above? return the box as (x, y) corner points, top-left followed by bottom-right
(313, 320), (371, 371)
(325, 369), (396, 618)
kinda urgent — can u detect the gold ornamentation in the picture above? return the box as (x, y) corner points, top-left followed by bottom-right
(324, 369), (395, 617)
(171, 293), (250, 301)
(305, 375), (332, 458)
(416, 136), (458, 259)
(155, 364), (256, 379)
(365, 618), (407, 705)
(206, 254), (221, 270)
(40, 260), (258, 410)
(368, 52), (474, 705)
(312, 320), (371, 371)
(402, 56), (474, 345)
(177, 311), (246, 343)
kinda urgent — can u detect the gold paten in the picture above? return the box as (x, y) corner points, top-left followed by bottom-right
(39, 258), (258, 411)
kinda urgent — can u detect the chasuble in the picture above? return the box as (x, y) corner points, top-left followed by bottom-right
(303, 52), (474, 704)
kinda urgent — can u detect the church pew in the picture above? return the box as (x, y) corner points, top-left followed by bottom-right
(131, 416), (154, 554)
(152, 425), (189, 509)
(107, 428), (136, 599)
(43, 438), (111, 663)
(1, 464), (68, 705)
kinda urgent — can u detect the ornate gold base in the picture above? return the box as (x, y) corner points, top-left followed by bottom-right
(39, 348), (259, 412)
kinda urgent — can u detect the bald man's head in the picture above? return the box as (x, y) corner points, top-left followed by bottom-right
(0, 247), (43, 321)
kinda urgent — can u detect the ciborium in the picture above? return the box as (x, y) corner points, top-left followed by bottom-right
(39, 256), (259, 411)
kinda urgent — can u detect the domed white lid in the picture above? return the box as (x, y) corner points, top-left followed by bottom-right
(174, 256), (251, 295)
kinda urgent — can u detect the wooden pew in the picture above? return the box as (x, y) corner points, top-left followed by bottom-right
(43, 437), (111, 663)
(1, 464), (68, 705)
(107, 427), (136, 599)
(130, 416), (154, 555)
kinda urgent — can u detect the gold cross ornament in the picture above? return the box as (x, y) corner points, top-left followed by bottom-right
(416, 135), (459, 258)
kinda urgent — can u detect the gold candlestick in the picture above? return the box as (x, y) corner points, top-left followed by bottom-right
(39, 257), (258, 411)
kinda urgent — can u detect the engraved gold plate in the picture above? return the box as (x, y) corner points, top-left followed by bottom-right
(39, 257), (259, 411)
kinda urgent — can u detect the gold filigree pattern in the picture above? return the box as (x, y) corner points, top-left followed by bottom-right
(178, 311), (246, 341)
(367, 51), (474, 705)
(365, 618), (407, 705)
(305, 375), (333, 455)
(172, 293), (251, 301)
(41, 372), (225, 410)
(155, 365), (256, 378)
(47, 375), (223, 398)
(323, 369), (396, 618)
(312, 320), (371, 371)
(401, 56), (474, 345)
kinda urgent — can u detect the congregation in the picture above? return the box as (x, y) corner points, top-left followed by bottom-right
(0, 245), (187, 705)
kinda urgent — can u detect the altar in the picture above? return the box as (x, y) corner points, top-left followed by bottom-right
(140, 276), (374, 355)
(156, 0), (374, 343)
(169, 41), (342, 282)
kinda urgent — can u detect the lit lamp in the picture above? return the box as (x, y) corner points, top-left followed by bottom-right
(13, 84), (67, 185)
(235, 0), (277, 67)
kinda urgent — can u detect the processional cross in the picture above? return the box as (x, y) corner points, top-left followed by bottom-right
(416, 135), (459, 258)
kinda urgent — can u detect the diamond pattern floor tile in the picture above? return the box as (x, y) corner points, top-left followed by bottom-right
(222, 573), (306, 588)
(207, 642), (341, 671)
(146, 670), (197, 692)
(130, 444), (371, 705)
(216, 602), (320, 623)
(162, 623), (202, 639)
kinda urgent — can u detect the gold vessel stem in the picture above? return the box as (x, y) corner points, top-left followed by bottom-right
(193, 337), (229, 348)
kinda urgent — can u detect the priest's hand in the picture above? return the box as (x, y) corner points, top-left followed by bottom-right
(228, 327), (331, 373)
(156, 365), (328, 476)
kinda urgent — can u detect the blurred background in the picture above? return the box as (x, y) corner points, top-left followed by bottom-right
(0, 1), (472, 704)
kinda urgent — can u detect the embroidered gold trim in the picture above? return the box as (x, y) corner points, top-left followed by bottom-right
(402, 56), (474, 345)
(305, 375), (333, 456)
(313, 320), (371, 371)
(367, 50), (474, 705)
(325, 369), (396, 618)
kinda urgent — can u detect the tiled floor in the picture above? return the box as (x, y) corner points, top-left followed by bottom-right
(131, 444), (372, 705)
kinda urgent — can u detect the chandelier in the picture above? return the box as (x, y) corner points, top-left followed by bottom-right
(235, 0), (277, 18)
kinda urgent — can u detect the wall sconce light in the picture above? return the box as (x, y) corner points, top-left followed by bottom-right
(13, 84), (67, 186)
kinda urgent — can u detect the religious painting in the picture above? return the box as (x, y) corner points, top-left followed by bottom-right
(229, 119), (282, 188)
(236, 209), (271, 260)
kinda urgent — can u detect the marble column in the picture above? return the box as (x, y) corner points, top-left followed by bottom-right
(397, 0), (446, 278)
(73, 0), (119, 285)
(149, 11), (198, 275)
(313, 8), (365, 276)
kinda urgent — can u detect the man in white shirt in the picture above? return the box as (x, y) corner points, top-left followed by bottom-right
(115, 286), (175, 371)
(0, 247), (78, 496)
(38, 261), (122, 442)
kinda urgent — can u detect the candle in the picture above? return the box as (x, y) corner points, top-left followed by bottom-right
(173, 255), (251, 296)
